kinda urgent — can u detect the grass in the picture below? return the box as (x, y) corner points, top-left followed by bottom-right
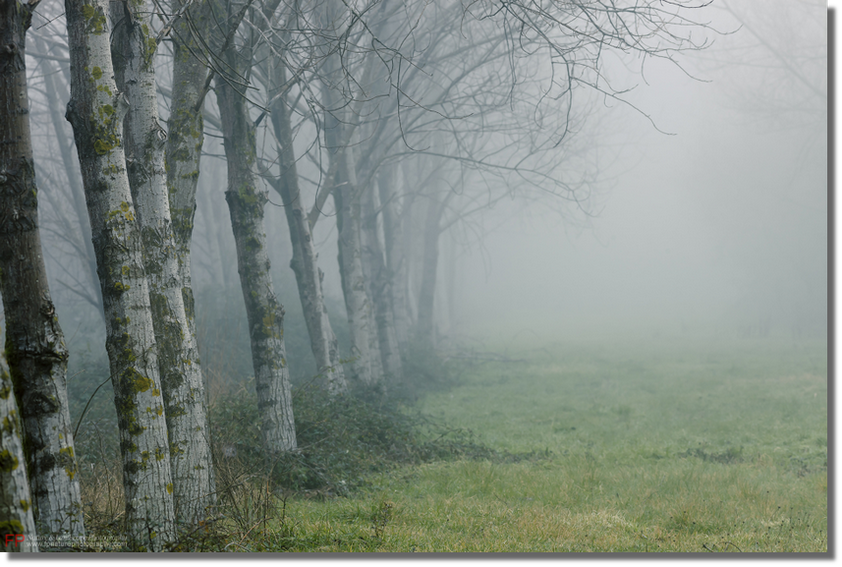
(248, 336), (827, 553)
(74, 335), (827, 553)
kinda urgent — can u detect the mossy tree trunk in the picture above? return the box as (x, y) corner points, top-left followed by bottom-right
(0, 0), (84, 546)
(268, 59), (348, 396)
(166, 0), (209, 345)
(361, 179), (403, 381)
(0, 350), (38, 552)
(215, 54), (297, 455)
(111, 0), (215, 528)
(63, 0), (175, 550)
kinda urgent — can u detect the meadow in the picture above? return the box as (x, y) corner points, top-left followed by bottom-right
(76, 335), (827, 553)
(253, 337), (828, 553)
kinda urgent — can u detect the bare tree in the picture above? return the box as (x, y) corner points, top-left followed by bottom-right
(111, 0), (215, 527)
(0, 0), (84, 545)
(212, 0), (297, 454)
(63, 0), (175, 549)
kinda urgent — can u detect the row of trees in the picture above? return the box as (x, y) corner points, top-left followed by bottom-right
(1, 0), (713, 551)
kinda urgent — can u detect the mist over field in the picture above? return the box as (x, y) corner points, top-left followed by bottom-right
(29, 1), (825, 360)
(446, 10), (827, 343)
(1, 0), (826, 553)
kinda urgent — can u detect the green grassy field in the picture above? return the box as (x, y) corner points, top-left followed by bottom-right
(222, 337), (829, 553)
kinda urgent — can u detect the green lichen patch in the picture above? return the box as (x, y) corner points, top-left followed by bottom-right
(126, 368), (153, 394)
(169, 442), (184, 458)
(58, 447), (77, 480)
(120, 439), (138, 454)
(0, 520), (25, 539)
(2, 413), (17, 435)
(0, 449), (19, 472)
(82, 4), (107, 35)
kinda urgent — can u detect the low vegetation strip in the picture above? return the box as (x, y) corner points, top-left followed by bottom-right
(77, 337), (827, 552)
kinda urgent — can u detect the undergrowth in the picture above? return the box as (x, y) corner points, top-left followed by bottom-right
(76, 347), (541, 551)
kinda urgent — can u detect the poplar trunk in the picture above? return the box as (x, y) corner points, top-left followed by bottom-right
(268, 62), (347, 395)
(112, 0), (215, 527)
(362, 179), (402, 381)
(334, 178), (381, 386)
(64, 0), (175, 549)
(377, 165), (410, 351)
(0, 0), (84, 545)
(323, 87), (381, 386)
(215, 72), (297, 455)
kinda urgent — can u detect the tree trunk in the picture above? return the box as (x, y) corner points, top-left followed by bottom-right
(64, 0), (175, 550)
(268, 61), (347, 396)
(334, 172), (381, 387)
(362, 177), (402, 381)
(378, 164), (410, 352)
(215, 71), (296, 455)
(322, 71), (382, 387)
(416, 190), (441, 348)
(0, 353), (38, 552)
(0, 0), (85, 546)
(112, 0), (215, 526)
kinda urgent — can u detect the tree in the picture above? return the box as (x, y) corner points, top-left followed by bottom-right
(111, 0), (215, 527)
(212, 0), (297, 454)
(0, 0), (84, 545)
(63, 0), (175, 549)
(267, 55), (349, 395)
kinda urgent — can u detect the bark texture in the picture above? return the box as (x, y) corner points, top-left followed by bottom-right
(268, 61), (347, 395)
(0, 352), (39, 552)
(216, 70), (297, 454)
(167, 0), (209, 339)
(362, 180), (402, 381)
(0, 0), (85, 545)
(112, 0), (215, 527)
(64, 0), (175, 550)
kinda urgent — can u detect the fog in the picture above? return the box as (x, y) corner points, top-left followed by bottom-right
(22, 0), (827, 381)
(437, 4), (827, 344)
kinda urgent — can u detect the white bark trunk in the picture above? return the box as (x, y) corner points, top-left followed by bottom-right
(64, 0), (175, 550)
(334, 157), (381, 386)
(113, 0), (215, 527)
(216, 71), (297, 455)
(362, 180), (403, 381)
(0, 354), (39, 552)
